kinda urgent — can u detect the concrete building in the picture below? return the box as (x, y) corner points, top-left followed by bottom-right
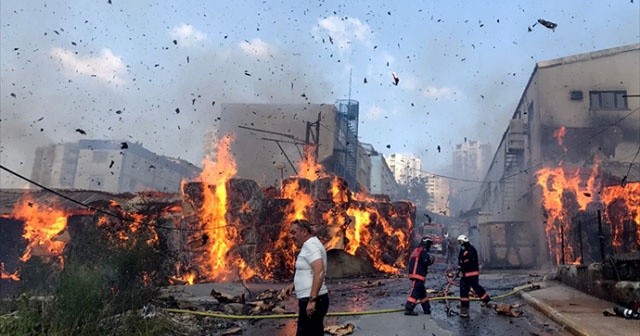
(31, 143), (80, 189)
(422, 173), (450, 215)
(449, 140), (492, 215)
(32, 140), (200, 193)
(206, 101), (360, 190)
(355, 143), (372, 193)
(469, 44), (640, 268)
(386, 153), (422, 185)
(361, 143), (399, 199)
(452, 140), (493, 181)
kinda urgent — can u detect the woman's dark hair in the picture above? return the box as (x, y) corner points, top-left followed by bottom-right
(292, 219), (314, 233)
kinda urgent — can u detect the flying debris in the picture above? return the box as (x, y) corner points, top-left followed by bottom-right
(329, 35), (334, 44)
(386, 144), (391, 149)
(244, 70), (252, 76)
(364, 77), (367, 84)
(172, 40), (178, 45)
(75, 128), (86, 135)
(175, 108), (180, 114)
(392, 72), (399, 86)
(121, 142), (128, 149)
(109, 160), (114, 168)
(10, 93), (16, 98)
(437, 145), (441, 153)
(536, 19), (557, 31)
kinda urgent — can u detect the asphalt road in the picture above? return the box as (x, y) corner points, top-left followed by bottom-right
(234, 269), (571, 336)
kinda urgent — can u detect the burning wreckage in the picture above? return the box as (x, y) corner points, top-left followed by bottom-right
(0, 137), (414, 324)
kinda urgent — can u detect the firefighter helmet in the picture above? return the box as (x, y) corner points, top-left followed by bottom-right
(457, 234), (469, 243)
(420, 237), (433, 246)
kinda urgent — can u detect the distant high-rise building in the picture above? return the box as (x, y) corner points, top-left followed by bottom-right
(422, 173), (450, 215)
(449, 140), (492, 215)
(31, 140), (200, 193)
(386, 153), (422, 185)
(452, 140), (492, 181)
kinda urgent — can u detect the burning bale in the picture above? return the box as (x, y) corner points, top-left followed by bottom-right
(2, 135), (415, 296)
(179, 175), (415, 283)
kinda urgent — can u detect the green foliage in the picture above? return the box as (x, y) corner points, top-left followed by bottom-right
(396, 176), (432, 210)
(1, 210), (172, 335)
(46, 265), (105, 335)
(18, 257), (57, 294)
(0, 294), (43, 336)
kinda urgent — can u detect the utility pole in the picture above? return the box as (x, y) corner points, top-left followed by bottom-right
(305, 112), (321, 161)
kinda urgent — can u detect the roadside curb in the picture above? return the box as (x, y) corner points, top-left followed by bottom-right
(518, 291), (591, 336)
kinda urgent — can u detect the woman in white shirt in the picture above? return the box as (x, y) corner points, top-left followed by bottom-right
(280, 219), (329, 336)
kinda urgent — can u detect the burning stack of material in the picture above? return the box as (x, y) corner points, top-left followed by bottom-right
(179, 174), (414, 283)
(2, 137), (414, 290)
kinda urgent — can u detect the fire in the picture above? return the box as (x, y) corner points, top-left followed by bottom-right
(601, 182), (640, 248)
(297, 144), (326, 180)
(345, 207), (372, 255)
(282, 179), (314, 222)
(553, 126), (567, 152)
(178, 134), (412, 284)
(1, 262), (20, 281)
(536, 162), (639, 264)
(97, 204), (158, 247)
(10, 196), (68, 265)
(191, 134), (256, 282)
(344, 203), (406, 274)
(536, 165), (598, 264)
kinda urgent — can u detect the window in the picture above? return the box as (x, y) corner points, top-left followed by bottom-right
(589, 91), (628, 110)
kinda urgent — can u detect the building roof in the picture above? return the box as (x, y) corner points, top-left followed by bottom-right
(537, 43), (640, 69)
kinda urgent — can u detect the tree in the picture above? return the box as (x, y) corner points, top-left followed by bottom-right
(396, 175), (431, 211)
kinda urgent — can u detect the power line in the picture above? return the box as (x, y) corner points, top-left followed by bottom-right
(0, 164), (230, 232)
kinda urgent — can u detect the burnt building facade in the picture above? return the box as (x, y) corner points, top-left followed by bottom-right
(470, 44), (640, 268)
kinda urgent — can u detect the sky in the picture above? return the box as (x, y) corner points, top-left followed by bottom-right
(1, 0), (639, 189)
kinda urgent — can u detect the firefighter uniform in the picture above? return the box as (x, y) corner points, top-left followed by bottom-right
(405, 240), (434, 315)
(457, 240), (490, 316)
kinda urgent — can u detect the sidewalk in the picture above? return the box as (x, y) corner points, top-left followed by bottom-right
(519, 280), (639, 336)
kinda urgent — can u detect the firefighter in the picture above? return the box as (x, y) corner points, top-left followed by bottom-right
(404, 236), (435, 316)
(455, 234), (490, 318)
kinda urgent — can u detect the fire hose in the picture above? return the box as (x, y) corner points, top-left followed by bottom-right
(161, 281), (540, 319)
(0, 281), (538, 321)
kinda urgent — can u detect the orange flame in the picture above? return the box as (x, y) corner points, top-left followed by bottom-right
(178, 135), (411, 283)
(192, 134), (257, 281)
(553, 126), (567, 152)
(97, 203), (158, 247)
(344, 203), (406, 273)
(536, 161), (639, 264)
(0, 262), (20, 281)
(10, 196), (68, 264)
(297, 145), (326, 180)
(601, 182), (640, 248)
(282, 179), (314, 222)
